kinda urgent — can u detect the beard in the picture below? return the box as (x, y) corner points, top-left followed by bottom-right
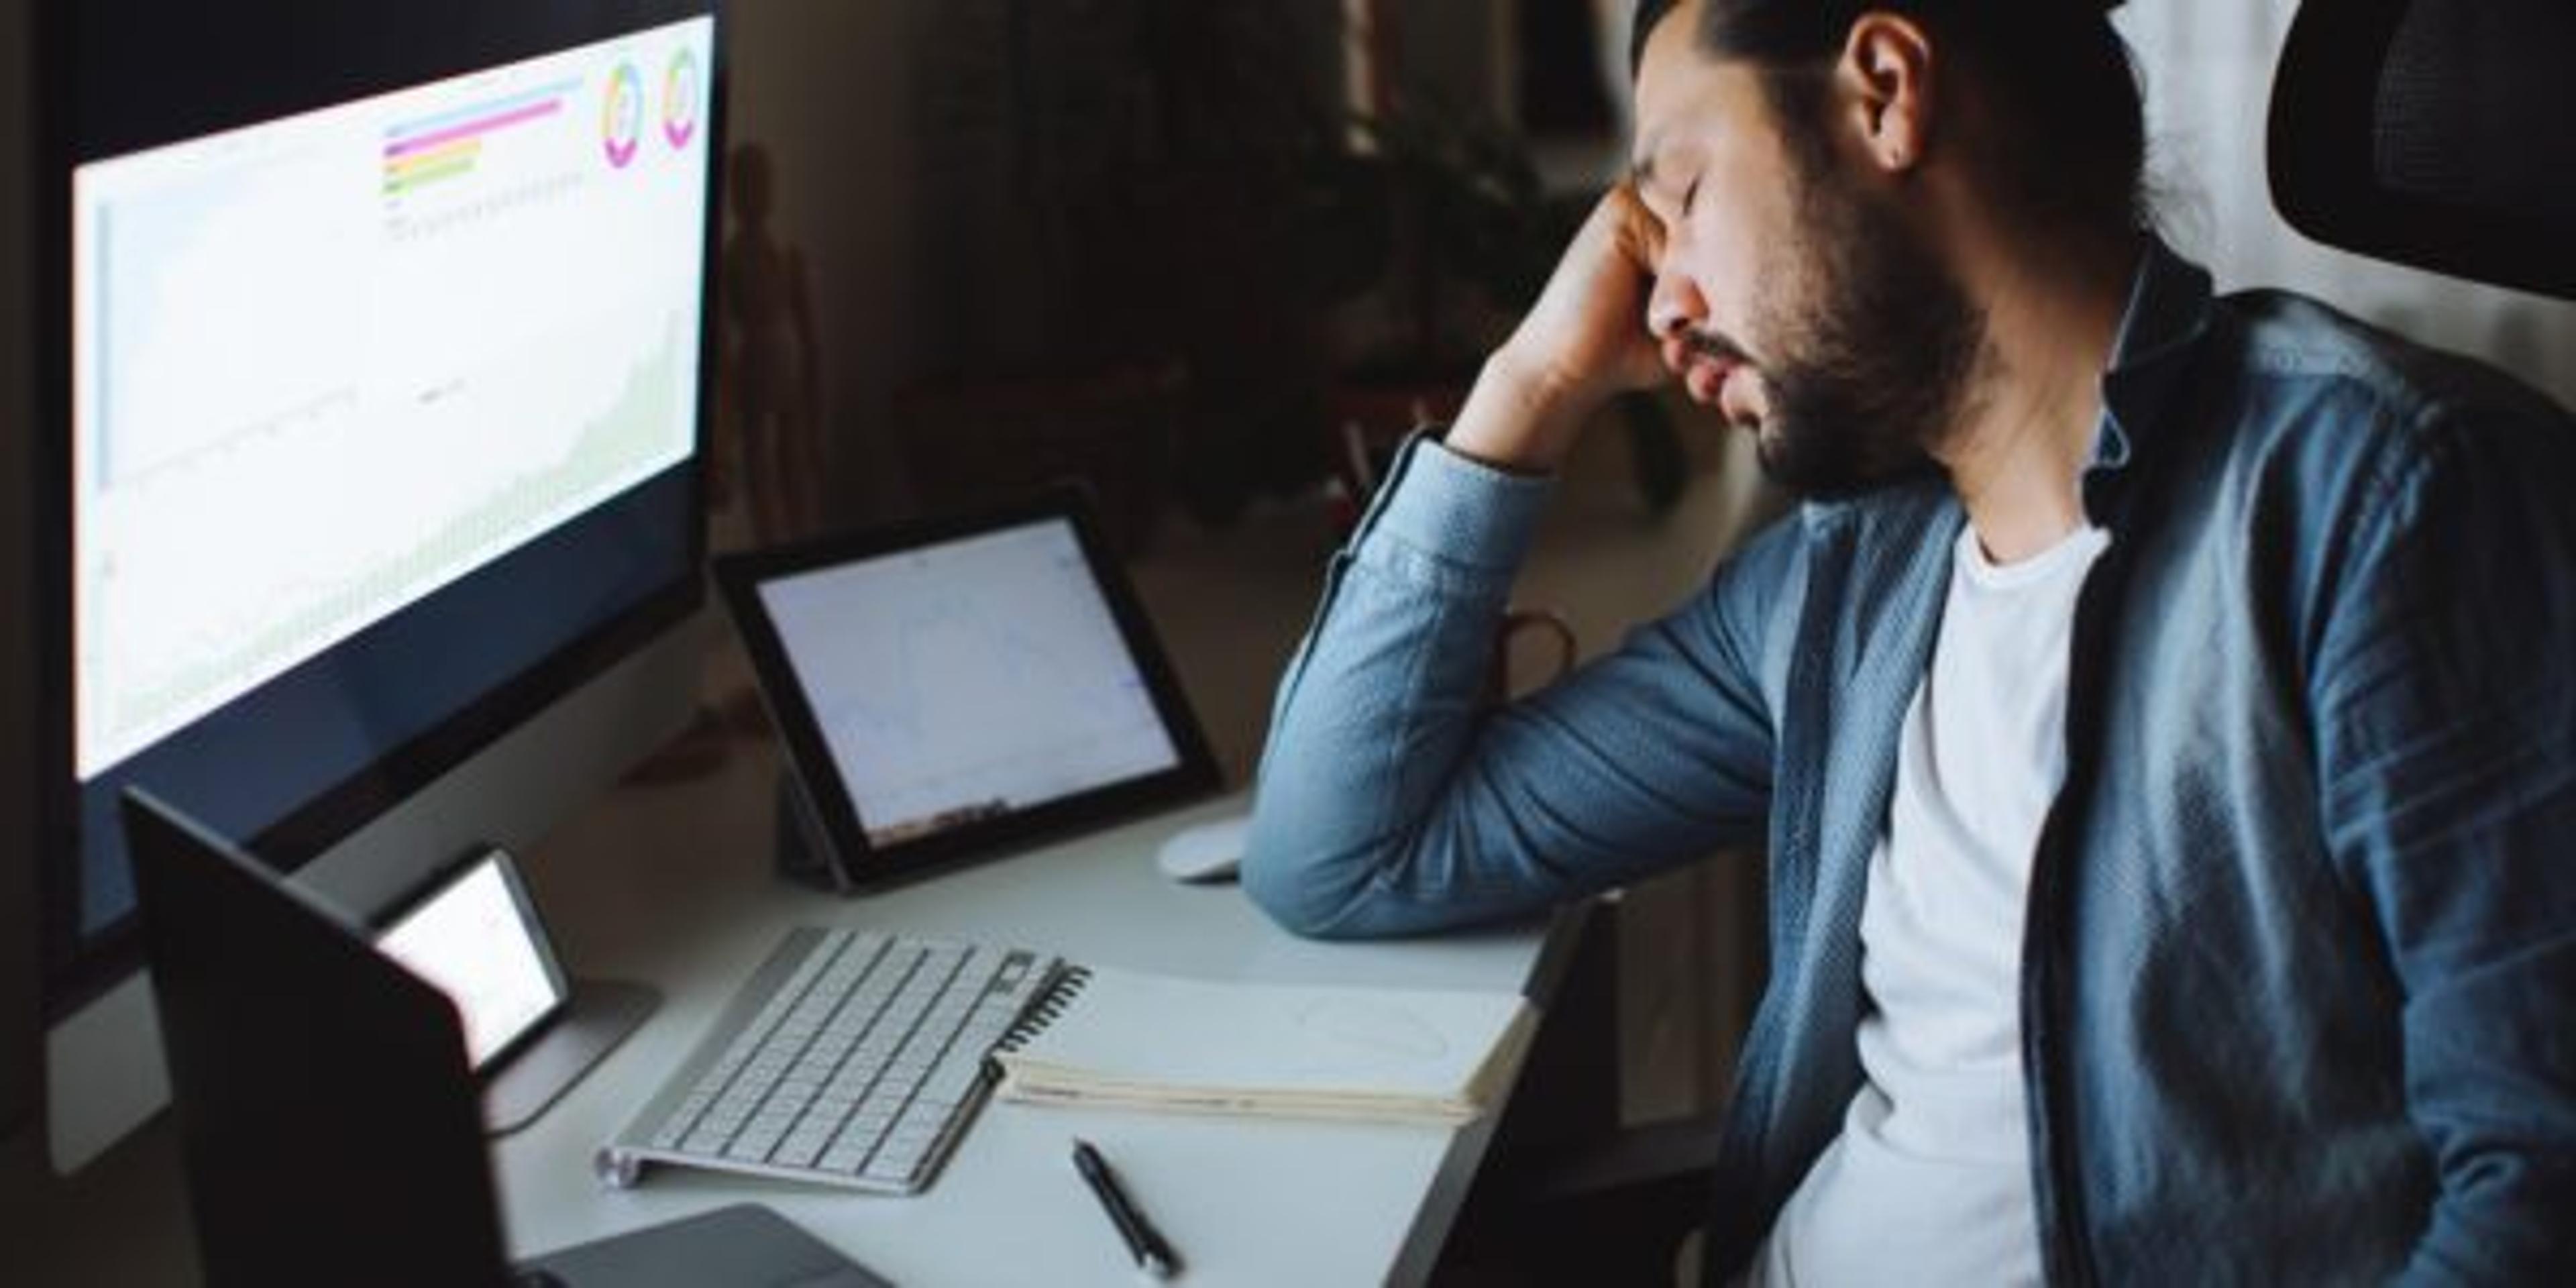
(1717, 158), (1986, 500)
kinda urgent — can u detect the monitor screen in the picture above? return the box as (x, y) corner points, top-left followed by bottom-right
(71, 22), (710, 785)
(37, 1), (718, 1062)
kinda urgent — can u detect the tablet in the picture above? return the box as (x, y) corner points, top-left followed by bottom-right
(713, 486), (1221, 889)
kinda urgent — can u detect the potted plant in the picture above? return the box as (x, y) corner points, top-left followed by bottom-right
(1313, 1), (1687, 516)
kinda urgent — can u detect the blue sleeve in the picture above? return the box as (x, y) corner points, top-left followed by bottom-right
(2312, 397), (2576, 1285)
(1242, 433), (1782, 939)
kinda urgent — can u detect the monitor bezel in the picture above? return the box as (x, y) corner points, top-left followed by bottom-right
(32, 0), (727, 1020)
(713, 485), (1224, 892)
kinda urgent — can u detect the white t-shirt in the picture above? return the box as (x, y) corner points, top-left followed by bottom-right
(1748, 521), (2110, 1287)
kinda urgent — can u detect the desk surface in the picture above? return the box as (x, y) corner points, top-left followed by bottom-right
(11, 765), (1567, 1287)
(500, 782), (1565, 1288)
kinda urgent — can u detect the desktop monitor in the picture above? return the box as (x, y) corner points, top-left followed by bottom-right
(30, 0), (725, 1171)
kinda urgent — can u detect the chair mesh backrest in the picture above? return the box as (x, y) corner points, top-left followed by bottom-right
(2270, 0), (2576, 299)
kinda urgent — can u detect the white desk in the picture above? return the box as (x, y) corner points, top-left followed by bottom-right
(494, 784), (1575, 1287)
(5, 757), (1577, 1288)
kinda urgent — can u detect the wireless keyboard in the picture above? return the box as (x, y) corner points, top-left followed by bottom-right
(598, 927), (1063, 1193)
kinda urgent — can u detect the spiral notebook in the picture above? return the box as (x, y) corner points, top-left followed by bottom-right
(992, 965), (1536, 1124)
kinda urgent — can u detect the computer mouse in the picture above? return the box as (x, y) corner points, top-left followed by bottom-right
(1155, 813), (1252, 883)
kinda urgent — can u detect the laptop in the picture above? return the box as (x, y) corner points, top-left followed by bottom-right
(121, 787), (890, 1288)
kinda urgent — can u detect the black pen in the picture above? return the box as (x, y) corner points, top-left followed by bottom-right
(1073, 1138), (1182, 1279)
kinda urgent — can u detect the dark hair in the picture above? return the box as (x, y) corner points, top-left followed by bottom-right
(1629, 0), (2148, 235)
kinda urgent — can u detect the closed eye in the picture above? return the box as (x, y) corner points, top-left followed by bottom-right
(1682, 178), (1700, 217)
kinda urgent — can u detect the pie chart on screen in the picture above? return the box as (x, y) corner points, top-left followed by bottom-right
(663, 48), (700, 150)
(601, 62), (642, 168)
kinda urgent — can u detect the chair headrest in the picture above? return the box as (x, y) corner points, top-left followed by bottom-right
(2268, 0), (2576, 300)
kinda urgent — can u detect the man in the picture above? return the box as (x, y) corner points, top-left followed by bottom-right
(1242, 0), (2576, 1283)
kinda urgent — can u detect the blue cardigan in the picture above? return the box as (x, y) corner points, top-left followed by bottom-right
(1244, 239), (2576, 1284)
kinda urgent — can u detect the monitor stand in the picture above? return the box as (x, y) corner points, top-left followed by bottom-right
(484, 979), (659, 1136)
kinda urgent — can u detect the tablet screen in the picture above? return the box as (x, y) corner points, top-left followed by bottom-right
(755, 517), (1181, 847)
(715, 488), (1220, 885)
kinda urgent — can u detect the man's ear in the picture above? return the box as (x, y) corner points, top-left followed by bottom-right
(1837, 13), (1934, 175)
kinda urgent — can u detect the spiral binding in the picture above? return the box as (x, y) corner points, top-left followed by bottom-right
(996, 963), (1093, 1053)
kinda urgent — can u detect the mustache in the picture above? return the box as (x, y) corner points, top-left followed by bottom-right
(1682, 329), (1754, 368)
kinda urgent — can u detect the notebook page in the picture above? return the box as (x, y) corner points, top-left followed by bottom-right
(1000, 966), (1529, 1103)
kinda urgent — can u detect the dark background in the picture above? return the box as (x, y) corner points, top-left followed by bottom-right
(0, 0), (1633, 1144)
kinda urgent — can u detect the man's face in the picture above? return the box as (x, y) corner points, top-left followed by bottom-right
(1629, 7), (1983, 498)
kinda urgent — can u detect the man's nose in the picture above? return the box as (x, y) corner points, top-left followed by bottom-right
(1646, 266), (1707, 342)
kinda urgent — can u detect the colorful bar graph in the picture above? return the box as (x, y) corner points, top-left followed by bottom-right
(384, 99), (559, 160)
(385, 78), (579, 147)
(382, 139), (482, 194)
(381, 77), (578, 196)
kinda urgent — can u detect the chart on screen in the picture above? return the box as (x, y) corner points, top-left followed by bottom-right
(756, 520), (1184, 845)
(69, 21), (713, 778)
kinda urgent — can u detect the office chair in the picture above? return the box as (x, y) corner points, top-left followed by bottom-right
(2267, 0), (2576, 301)
(1441, 3), (2571, 1284)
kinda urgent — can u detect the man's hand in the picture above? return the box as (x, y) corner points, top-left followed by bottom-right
(1446, 184), (1668, 473)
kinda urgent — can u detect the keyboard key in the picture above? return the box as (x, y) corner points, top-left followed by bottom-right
(920, 1059), (983, 1108)
(727, 1131), (783, 1163)
(894, 1102), (950, 1135)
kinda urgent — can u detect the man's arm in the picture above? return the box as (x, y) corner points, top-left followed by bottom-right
(1242, 186), (1782, 938)
(1242, 435), (1788, 938)
(2312, 395), (2576, 1284)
